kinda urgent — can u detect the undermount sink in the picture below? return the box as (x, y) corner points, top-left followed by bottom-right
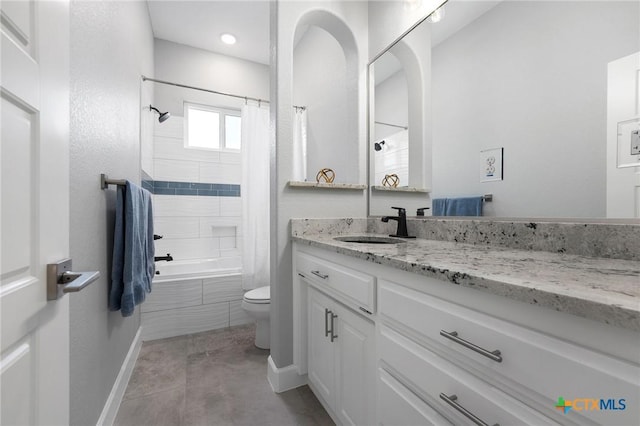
(333, 235), (406, 244)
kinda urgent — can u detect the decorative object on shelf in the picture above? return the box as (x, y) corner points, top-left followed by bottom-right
(382, 174), (400, 188)
(316, 168), (335, 183)
(479, 147), (504, 182)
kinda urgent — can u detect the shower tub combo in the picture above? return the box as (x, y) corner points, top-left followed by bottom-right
(141, 257), (252, 340)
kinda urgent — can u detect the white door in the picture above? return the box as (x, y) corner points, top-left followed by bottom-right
(1, 1), (70, 425)
(607, 52), (640, 218)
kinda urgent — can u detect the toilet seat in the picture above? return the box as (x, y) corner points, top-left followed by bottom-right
(243, 286), (270, 304)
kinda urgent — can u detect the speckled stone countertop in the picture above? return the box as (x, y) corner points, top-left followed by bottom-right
(292, 229), (640, 332)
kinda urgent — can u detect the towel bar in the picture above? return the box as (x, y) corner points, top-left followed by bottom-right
(483, 194), (493, 202)
(101, 173), (126, 189)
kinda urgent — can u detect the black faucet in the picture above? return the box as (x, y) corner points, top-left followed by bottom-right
(381, 207), (416, 238)
(154, 253), (173, 262)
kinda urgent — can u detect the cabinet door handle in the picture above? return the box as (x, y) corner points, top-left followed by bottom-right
(325, 308), (331, 337)
(439, 393), (499, 426)
(311, 270), (329, 280)
(330, 313), (338, 342)
(440, 330), (502, 363)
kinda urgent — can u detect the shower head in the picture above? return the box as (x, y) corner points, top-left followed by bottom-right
(149, 105), (171, 123)
(374, 140), (385, 151)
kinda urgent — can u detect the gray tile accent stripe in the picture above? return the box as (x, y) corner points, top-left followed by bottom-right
(142, 179), (241, 197)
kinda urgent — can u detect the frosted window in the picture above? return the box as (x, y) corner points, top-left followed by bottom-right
(187, 108), (220, 149)
(225, 115), (241, 149)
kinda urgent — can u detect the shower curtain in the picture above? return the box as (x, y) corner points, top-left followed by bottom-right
(292, 108), (308, 181)
(241, 103), (270, 291)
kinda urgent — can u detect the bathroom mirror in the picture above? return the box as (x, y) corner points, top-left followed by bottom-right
(368, 0), (640, 219)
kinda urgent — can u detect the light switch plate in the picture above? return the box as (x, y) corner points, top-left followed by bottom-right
(631, 130), (640, 155)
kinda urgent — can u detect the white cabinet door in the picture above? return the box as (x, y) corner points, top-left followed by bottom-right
(1, 1), (70, 424)
(308, 287), (336, 407)
(334, 302), (375, 426)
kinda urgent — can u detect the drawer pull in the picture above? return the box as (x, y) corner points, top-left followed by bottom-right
(311, 270), (329, 280)
(330, 312), (338, 342)
(439, 393), (499, 426)
(297, 272), (306, 278)
(325, 308), (331, 337)
(440, 330), (502, 363)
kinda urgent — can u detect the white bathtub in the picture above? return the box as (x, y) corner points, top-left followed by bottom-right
(153, 257), (242, 283)
(143, 257), (250, 341)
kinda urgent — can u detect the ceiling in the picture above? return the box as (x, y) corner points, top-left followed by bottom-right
(146, 0), (501, 69)
(147, 0), (270, 65)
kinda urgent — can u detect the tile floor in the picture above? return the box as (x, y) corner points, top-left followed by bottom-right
(114, 324), (333, 426)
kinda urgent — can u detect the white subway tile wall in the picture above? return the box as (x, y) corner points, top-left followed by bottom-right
(143, 116), (248, 340)
(152, 118), (242, 264)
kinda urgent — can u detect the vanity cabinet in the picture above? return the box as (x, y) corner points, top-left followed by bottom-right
(293, 243), (640, 426)
(295, 248), (376, 426)
(307, 286), (375, 426)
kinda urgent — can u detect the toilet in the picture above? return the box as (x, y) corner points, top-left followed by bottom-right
(241, 286), (270, 349)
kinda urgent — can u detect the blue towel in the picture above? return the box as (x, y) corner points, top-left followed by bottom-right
(445, 196), (483, 216)
(110, 181), (155, 316)
(432, 198), (447, 216)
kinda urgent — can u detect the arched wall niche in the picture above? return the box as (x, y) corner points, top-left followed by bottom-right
(292, 9), (360, 183)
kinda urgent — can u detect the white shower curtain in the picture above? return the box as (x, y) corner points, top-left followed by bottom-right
(292, 108), (308, 181)
(241, 104), (270, 291)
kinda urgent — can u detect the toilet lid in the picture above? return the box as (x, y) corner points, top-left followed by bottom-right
(244, 286), (270, 303)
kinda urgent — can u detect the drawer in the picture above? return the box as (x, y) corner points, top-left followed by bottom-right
(379, 280), (640, 425)
(379, 325), (557, 426)
(378, 368), (452, 426)
(297, 252), (375, 313)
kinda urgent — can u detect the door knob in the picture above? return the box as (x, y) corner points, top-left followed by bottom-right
(47, 258), (100, 300)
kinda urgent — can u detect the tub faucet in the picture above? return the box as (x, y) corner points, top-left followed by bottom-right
(381, 207), (415, 238)
(154, 253), (173, 262)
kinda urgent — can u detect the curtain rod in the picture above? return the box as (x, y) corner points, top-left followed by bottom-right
(141, 76), (305, 110)
(375, 121), (408, 130)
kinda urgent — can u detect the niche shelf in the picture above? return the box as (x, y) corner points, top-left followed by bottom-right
(287, 181), (367, 190)
(372, 186), (430, 193)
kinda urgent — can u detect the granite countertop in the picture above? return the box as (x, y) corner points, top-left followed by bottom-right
(292, 232), (640, 332)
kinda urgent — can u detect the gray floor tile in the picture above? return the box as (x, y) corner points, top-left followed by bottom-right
(116, 325), (333, 426)
(115, 386), (185, 426)
(123, 334), (188, 400)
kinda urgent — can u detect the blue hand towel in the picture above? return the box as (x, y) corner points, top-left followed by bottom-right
(432, 198), (447, 216)
(445, 196), (483, 216)
(110, 181), (155, 316)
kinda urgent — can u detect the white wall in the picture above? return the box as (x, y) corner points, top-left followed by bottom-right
(69, 1), (154, 425)
(431, 1), (640, 217)
(154, 38), (269, 116)
(271, 0), (369, 368)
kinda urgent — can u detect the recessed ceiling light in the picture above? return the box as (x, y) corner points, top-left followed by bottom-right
(220, 33), (236, 45)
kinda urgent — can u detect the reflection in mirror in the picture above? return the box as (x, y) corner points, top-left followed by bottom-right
(373, 52), (409, 187)
(371, 17), (432, 194)
(369, 0), (640, 219)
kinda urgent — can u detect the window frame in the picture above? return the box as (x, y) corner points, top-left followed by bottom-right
(184, 102), (241, 151)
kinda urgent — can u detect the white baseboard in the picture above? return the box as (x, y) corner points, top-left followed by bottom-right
(96, 327), (142, 426)
(267, 355), (307, 393)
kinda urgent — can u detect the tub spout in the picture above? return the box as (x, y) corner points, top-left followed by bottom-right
(154, 253), (173, 262)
